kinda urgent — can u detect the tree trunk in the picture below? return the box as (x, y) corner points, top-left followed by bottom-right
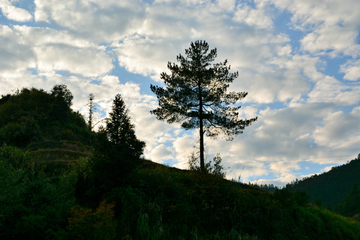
(198, 82), (205, 172)
(199, 118), (205, 172)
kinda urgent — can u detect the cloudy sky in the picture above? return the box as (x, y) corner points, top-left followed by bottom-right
(1, 0), (360, 186)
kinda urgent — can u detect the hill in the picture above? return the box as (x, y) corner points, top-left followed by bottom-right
(334, 181), (360, 218)
(285, 155), (360, 208)
(0, 86), (360, 239)
(0, 86), (94, 173)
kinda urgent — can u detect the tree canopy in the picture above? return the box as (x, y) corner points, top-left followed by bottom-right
(151, 40), (257, 171)
(51, 84), (73, 107)
(106, 94), (145, 158)
(87, 94), (145, 194)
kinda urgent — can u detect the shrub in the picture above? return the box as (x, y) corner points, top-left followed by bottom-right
(68, 200), (117, 240)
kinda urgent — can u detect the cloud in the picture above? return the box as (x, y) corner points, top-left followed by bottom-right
(314, 107), (360, 150)
(321, 165), (335, 173)
(148, 144), (174, 163)
(172, 133), (197, 168)
(233, 2), (273, 29)
(34, 0), (146, 42)
(13, 25), (97, 49)
(231, 53), (317, 104)
(34, 44), (113, 77)
(307, 75), (360, 105)
(0, 25), (36, 73)
(268, 0), (360, 57)
(269, 161), (300, 177)
(0, 0), (33, 22)
(113, 36), (181, 80)
(340, 59), (360, 81)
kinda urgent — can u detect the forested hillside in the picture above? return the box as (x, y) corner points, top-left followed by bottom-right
(1, 86), (359, 240)
(285, 156), (360, 209)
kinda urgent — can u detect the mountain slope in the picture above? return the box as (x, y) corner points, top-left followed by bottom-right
(0, 87), (94, 173)
(1, 86), (360, 239)
(286, 155), (360, 208)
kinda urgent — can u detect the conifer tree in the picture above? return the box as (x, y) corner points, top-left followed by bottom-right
(88, 93), (95, 130)
(89, 94), (145, 193)
(151, 40), (257, 171)
(106, 94), (145, 157)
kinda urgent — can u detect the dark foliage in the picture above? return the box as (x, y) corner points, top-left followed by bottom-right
(286, 155), (360, 208)
(0, 145), (76, 240)
(334, 181), (360, 217)
(0, 94), (11, 105)
(51, 84), (74, 107)
(1, 85), (359, 240)
(0, 87), (93, 148)
(249, 182), (280, 193)
(76, 94), (145, 206)
(106, 94), (145, 158)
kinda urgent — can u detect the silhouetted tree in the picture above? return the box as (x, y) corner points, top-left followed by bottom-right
(49, 84), (73, 122)
(88, 93), (95, 130)
(106, 94), (145, 157)
(151, 40), (257, 171)
(51, 84), (73, 107)
(88, 94), (145, 194)
(0, 94), (11, 105)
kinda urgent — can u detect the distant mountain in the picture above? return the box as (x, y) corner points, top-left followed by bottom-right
(286, 155), (360, 208)
(334, 181), (360, 217)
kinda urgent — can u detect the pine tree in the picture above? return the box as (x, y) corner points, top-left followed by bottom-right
(89, 94), (145, 194)
(106, 94), (145, 157)
(88, 93), (95, 130)
(151, 40), (257, 171)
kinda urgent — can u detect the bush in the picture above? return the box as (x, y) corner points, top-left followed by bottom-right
(0, 145), (76, 240)
(68, 200), (117, 240)
(0, 116), (41, 147)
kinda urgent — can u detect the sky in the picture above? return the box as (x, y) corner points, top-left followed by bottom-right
(1, 0), (360, 187)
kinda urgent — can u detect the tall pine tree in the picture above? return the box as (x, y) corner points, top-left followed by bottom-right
(90, 94), (145, 193)
(151, 40), (257, 171)
(88, 93), (95, 130)
(106, 94), (145, 157)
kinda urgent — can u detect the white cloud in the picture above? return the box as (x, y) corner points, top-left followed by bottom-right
(34, 0), (145, 42)
(13, 25), (97, 49)
(232, 54), (317, 104)
(269, 161), (300, 177)
(340, 59), (360, 81)
(268, 0), (360, 57)
(314, 107), (360, 149)
(307, 76), (360, 105)
(34, 45), (113, 77)
(321, 165), (334, 173)
(301, 25), (359, 57)
(148, 144), (174, 163)
(233, 2), (273, 29)
(113, 36), (179, 80)
(0, 0), (33, 22)
(0, 25), (36, 73)
(172, 133), (197, 168)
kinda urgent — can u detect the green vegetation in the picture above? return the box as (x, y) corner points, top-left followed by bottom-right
(0, 86), (359, 239)
(334, 181), (360, 218)
(285, 155), (360, 208)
